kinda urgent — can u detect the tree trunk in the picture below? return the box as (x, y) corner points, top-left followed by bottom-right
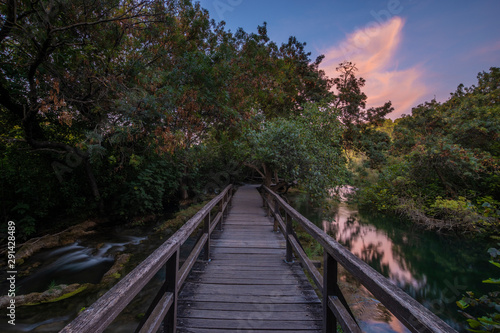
(179, 165), (189, 200)
(263, 164), (273, 188)
(179, 179), (189, 200)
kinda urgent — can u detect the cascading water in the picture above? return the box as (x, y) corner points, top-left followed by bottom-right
(15, 235), (146, 294)
(0, 231), (150, 332)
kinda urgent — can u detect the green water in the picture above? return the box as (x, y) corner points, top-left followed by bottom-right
(2, 194), (497, 332)
(288, 192), (498, 333)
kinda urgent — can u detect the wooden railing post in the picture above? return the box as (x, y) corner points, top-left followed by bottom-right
(218, 198), (224, 231)
(323, 251), (337, 332)
(229, 187), (233, 208)
(285, 213), (293, 263)
(163, 249), (179, 333)
(203, 212), (211, 261)
(273, 199), (279, 232)
(225, 191), (230, 217)
(223, 192), (227, 218)
(262, 191), (267, 211)
(61, 185), (234, 333)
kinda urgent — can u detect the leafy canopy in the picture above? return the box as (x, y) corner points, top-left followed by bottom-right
(238, 102), (348, 199)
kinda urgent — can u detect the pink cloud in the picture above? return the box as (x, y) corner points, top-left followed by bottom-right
(321, 17), (428, 119)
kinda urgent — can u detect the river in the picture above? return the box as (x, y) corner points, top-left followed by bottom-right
(1, 193), (497, 332)
(287, 190), (498, 333)
(0, 223), (183, 332)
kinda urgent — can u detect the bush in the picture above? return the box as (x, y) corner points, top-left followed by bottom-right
(119, 159), (180, 217)
(457, 246), (500, 332)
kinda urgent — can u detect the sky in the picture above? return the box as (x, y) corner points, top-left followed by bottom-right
(196, 0), (500, 119)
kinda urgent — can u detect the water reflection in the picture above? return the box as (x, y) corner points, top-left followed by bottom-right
(325, 205), (425, 290)
(288, 193), (497, 333)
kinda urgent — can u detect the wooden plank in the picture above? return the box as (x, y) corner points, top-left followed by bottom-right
(61, 185), (233, 333)
(178, 309), (320, 321)
(262, 185), (458, 333)
(328, 296), (362, 333)
(181, 283), (318, 297)
(188, 269), (304, 277)
(288, 233), (323, 292)
(181, 291), (320, 304)
(207, 253), (287, 260)
(200, 263), (295, 270)
(190, 278), (306, 286)
(177, 328), (321, 333)
(137, 292), (173, 333)
(211, 247), (284, 255)
(177, 318), (322, 330)
(211, 240), (283, 247)
(177, 185), (322, 332)
(178, 300), (322, 313)
(188, 274), (310, 284)
(178, 233), (208, 287)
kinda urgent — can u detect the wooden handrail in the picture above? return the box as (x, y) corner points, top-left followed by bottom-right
(260, 185), (457, 333)
(61, 185), (234, 333)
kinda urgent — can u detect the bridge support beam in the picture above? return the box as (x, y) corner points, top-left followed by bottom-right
(323, 251), (337, 332)
(285, 213), (294, 263)
(273, 199), (279, 232)
(203, 213), (211, 261)
(163, 249), (179, 333)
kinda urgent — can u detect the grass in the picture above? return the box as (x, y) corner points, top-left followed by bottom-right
(155, 197), (214, 234)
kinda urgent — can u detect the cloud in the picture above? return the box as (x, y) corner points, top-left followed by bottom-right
(321, 17), (428, 119)
(462, 40), (500, 63)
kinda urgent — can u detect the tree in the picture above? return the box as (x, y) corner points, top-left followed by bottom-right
(0, 0), (353, 236)
(332, 61), (393, 165)
(391, 68), (500, 199)
(227, 24), (334, 121)
(238, 102), (348, 199)
(0, 0), (159, 212)
(358, 67), (500, 232)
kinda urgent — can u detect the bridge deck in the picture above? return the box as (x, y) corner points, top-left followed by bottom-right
(177, 185), (322, 332)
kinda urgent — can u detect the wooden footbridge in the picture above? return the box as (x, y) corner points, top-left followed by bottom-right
(61, 184), (457, 333)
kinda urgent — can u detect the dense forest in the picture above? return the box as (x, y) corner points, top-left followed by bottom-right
(0, 0), (498, 242)
(354, 68), (500, 236)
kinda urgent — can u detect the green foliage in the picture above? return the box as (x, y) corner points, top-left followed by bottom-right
(458, 246), (500, 332)
(0, 0), (337, 236)
(1, 140), (71, 237)
(238, 102), (348, 200)
(155, 199), (211, 234)
(333, 61), (393, 160)
(356, 67), (500, 234)
(119, 159), (180, 217)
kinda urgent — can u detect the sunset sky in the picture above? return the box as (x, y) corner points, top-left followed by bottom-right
(197, 0), (500, 119)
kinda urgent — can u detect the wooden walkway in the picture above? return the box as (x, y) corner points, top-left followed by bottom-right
(177, 184), (322, 332)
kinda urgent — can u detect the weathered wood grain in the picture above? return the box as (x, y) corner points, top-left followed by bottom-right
(262, 185), (458, 333)
(177, 184), (322, 332)
(177, 318), (322, 330)
(60, 185), (233, 333)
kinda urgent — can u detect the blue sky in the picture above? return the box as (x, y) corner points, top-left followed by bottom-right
(197, 0), (500, 118)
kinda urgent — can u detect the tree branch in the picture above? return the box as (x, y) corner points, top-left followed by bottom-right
(0, 80), (24, 119)
(243, 162), (266, 179)
(0, 0), (16, 44)
(49, 2), (154, 33)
